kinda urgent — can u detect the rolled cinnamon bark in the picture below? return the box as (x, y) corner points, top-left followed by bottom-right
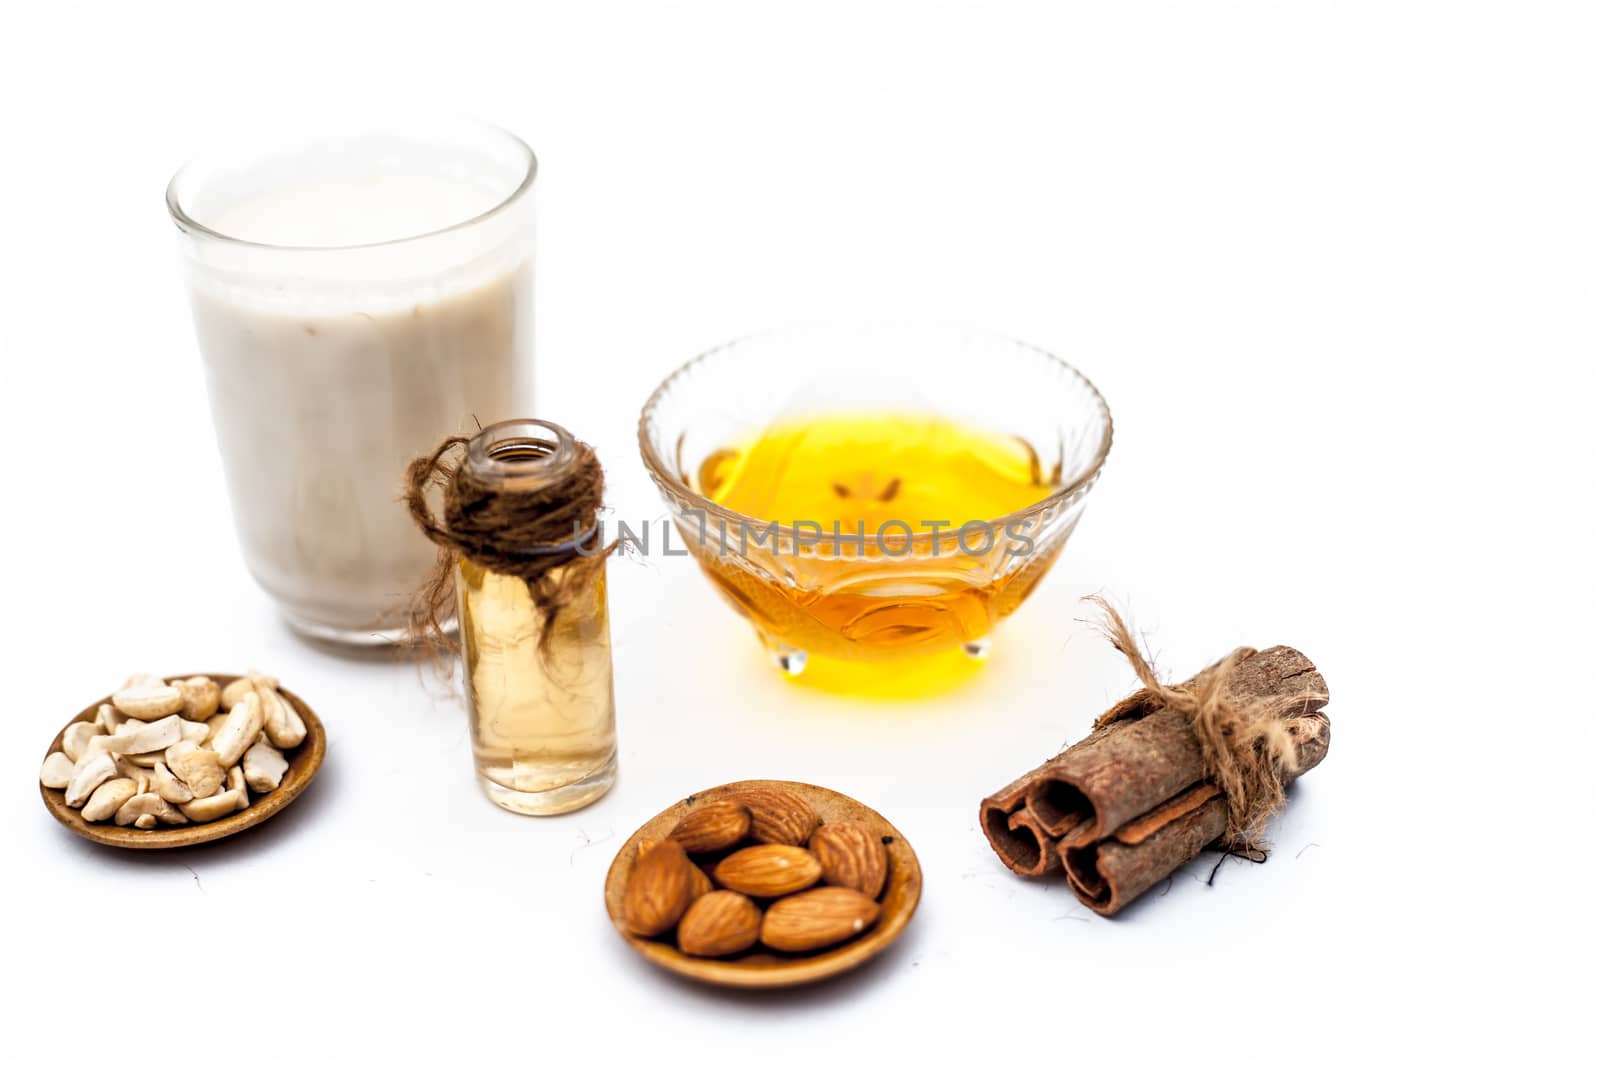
(1063, 783), (1228, 914)
(979, 645), (1331, 915)
(1062, 710), (1329, 915)
(980, 772), (1060, 876)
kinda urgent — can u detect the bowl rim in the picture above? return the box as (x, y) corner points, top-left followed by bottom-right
(636, 325), (1115, 549)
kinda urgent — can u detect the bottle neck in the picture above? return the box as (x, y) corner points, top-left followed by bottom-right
(465, 419), (578, 492)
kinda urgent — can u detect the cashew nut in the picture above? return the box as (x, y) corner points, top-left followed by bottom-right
(39, 751), (76, 789)
(56, 667), (302, 832)
(61, 721), (101, 762)
(210, 692), (263, 767)
(77, 733), (117, 767)
(95, 703), (127, 735)
(220, 673), (273, 710)
(112, 675), (185, 722)
(257, 685), (307, 749)
(64, 752), (116, 808)
(242, 739), (288, 794)
(82, 778), (139, 822)
(219, 677), (251, 710)
(226, 766), (250, 810)
(152, 761), (194, 804)
(179, 789), (244, 823)
(165, 741), (223, 799)
(115, 792), (186, 827)
(113, 756), (153, 792)
(106, 715), (183, 755)
(172, 676), (220, 721)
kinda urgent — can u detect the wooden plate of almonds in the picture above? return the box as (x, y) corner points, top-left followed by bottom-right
(38, 672), (326, 849)
(604, 780), (922, 989)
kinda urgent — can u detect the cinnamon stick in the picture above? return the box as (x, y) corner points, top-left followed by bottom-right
(980, 772), (1060, 876)
(1064, 783), (1228, 914)
(979, 645), (1331, 915)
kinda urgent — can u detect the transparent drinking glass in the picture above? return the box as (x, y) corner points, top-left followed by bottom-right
(167, 118), (536, 645)
(638, 325), (1113, 678)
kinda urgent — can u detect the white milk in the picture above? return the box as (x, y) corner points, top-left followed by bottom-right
(211, 175), (501, 248)
(175, 151), (535, 642)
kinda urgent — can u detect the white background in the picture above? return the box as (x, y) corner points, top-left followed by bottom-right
(2, 2), (1596, 1063)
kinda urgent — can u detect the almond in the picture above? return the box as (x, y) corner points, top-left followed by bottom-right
(638, 839), (713, 899)
(736, 787), (820, 846)
(809, 821), (888, 898)
(688, 861), (714, 901)
(622, 839), (694, 937)
(676, 891), (761, 958)
(713, 844), (822, 897)
(669, 799), (751, 853)
(760, 887), (881, 953)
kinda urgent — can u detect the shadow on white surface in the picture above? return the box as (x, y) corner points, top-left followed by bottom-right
(39, 751), (345, 876)
(601, 907), (932, 1010)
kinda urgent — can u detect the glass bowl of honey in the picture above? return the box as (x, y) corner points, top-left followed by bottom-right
(638, 325), (1112, 685)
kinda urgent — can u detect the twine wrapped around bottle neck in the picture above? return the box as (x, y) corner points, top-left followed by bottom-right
(1086, 596), (1325, 850)
(404, 423), (612, 652)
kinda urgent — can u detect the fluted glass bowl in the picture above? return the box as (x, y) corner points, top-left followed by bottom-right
(638, 325), (1112, 677)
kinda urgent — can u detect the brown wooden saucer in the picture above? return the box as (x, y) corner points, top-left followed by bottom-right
(604, 779), (922, 989)
(39, 674), (326, 849)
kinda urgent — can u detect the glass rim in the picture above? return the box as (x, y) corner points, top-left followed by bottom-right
(636, 326), (1115, 548)
(468, 418), (578, 490)
(164, 119), (537, 253)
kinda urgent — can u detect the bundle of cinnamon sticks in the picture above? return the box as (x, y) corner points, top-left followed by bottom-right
(980, 635), (1331, 916)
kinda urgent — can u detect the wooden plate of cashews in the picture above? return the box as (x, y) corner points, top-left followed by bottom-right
(38, 672), (326, 849)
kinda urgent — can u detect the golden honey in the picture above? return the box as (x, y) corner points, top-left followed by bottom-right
(686, 412), (1061, 664)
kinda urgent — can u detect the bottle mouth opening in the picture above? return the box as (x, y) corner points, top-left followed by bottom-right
(468, 419), (578, 489)
(488, 439), (559, 464)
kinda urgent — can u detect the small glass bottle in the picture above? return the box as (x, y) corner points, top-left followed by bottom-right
(454, 420), (617, 815)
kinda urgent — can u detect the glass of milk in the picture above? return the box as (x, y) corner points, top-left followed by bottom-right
(167, 118), (535, 645)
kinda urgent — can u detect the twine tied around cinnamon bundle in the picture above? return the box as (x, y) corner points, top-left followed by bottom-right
(1085, 595), (1322, 851)
(404, 430), (613, 653)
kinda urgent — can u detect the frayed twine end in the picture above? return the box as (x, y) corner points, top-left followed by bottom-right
(1083, 595), (1313, 852)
